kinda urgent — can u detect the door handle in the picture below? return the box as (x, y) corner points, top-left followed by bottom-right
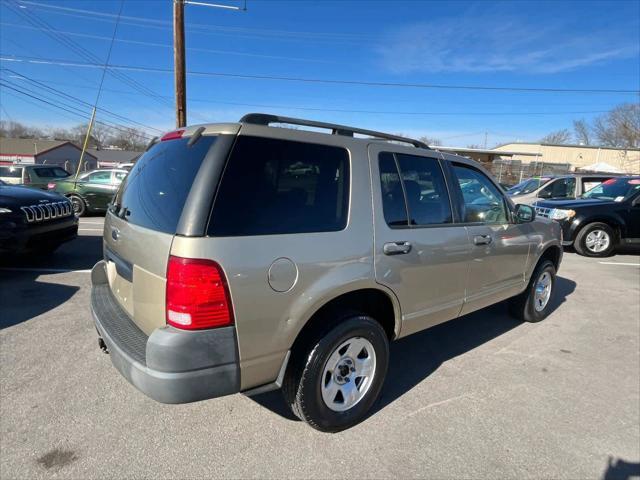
(383, 241), (412, 255)
(473, 234), (492, 246)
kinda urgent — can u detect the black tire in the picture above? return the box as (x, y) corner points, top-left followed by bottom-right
(509, 259), (556, 322)
(574, 222), (616, 257)
(282, 313), (389, 433)
(68, 194), (86, 217)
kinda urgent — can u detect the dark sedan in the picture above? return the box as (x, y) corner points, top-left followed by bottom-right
(0, 180), (78, 255)
(534, 176), (640, 257)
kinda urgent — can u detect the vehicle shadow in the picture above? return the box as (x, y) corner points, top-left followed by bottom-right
(249, 276), (576, 422)
(0, 234), (103, 329)
(0, 271), (80, 329)
(602, 457), (640, 480)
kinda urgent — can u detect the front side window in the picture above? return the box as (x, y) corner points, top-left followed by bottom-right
(209, 136), (349, 236)
(452, 164), (508, 224)
(539, 177), (576, 198)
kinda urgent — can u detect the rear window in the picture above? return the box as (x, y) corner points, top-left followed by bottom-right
(32, 167), (70, 178)
(0, 166), (23, 178)
(114, 136), (216, 233)
(209, 136), (349, 236)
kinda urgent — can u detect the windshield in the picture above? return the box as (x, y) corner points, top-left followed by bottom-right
(507, 177), (551, 195)
(582, 177), (640, 201)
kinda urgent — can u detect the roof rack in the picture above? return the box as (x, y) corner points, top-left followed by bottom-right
(239, 113), (430, 149)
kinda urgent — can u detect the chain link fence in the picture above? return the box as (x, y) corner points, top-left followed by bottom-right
(487, 159), (572, 187)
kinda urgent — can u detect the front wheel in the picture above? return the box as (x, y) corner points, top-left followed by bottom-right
(574, 222), (615, 257)
(282, 314), (389, 432)
(509, 260), (556, 322)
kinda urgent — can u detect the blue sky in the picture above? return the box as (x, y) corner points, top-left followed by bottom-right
(0, 0), (638, 147)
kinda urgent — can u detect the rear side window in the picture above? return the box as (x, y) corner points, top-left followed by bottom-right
(0, 166), (22, 178)
(378, 152), (452, 227)
(209, 136), (349, 236)
(115, 136), (216, 233)
(32, 167), (70, 178)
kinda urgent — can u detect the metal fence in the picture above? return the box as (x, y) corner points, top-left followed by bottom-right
(487, 160), (571, 187)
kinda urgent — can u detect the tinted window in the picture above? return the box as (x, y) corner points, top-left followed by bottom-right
(209, 136), (349, 236)
(379, 153), (408, 226)
(452, 164), (508, 224)
(114, 171), (127, 183)
(0, 166), (22, 178)
(32, 167), (70, 178)
(115, 136), (216, 233)
(539, 177), (576, 198)
(508, 177), (551, 195)
(396, 154), (452, 225)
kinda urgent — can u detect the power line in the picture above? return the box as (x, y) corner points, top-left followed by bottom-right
(3, 1), (177, 118)
(1, 68), (163, 132)
(0, 22), (334, 64)
(0, 81), (154, 139)
(1, 53), (637, 95)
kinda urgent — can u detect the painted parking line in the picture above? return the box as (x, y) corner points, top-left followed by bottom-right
(0, 267), (91, 273)
(598, 261), (640, 266)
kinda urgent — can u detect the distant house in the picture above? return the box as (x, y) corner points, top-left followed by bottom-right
(87, 148), (142, 168)
(0, 138), (98, 172)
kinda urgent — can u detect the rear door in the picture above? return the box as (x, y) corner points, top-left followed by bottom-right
(370, 145), (470, 337)
(103, 134), (221, 335)
(447, 161), (531, 315)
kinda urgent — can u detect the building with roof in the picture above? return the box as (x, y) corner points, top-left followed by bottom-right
(0, 138), (98, 172)
(492, 143), (640, 174)
(86, 148), (142, 168)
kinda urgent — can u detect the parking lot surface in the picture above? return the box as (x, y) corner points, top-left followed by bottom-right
(1, 217), (639, 479)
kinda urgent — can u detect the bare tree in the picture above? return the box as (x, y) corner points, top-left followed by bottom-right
(418, 136), (441, 146)
(592, 103), (639, 149)
(109, 127), (148, 151)
(0, 120), (43, 138)
(573, 119), (592, 145)
(540, 129), (571, 144)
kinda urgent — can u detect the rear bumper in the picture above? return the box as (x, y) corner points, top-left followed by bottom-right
(90, 261), (240, 404)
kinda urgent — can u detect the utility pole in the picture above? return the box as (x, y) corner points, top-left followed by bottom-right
(174, 0), (187, 128)
(483, 131), (488, 149)
(173, 0), (245, 128)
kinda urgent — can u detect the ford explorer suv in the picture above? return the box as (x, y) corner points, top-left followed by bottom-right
(507, 173), (617, 205)
(91, 114), (562, 432)
(535, 176), (640, 257)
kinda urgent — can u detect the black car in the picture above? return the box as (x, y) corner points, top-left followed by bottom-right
(0, 180), (78, 255)
(534, 176), (640, 257)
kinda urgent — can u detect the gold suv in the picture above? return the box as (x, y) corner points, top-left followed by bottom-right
(91, 114), (562, 432)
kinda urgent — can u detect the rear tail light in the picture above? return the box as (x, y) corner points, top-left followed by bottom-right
(47, 182), (56, 190)
(161, 129), (185, 141)
(166, 256), (234, 330)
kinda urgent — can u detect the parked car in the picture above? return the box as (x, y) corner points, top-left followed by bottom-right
(48, 168), (128, 216)
(0, 164), (71, 190)
(534, 176), (640, 257)
(0, 180), (77, 255)
(91, 114), (562, 432)
(507, 173), (618, 205)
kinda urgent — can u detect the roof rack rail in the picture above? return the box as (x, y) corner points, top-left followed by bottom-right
(239, 113), (430, 149)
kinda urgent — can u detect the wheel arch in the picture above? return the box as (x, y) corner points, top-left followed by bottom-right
(288, 286), (401, 360)
(573, 215), (623, 243)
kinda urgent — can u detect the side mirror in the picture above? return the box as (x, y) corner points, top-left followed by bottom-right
(537, 190), (552, 199)
(515, 204), (535, 223)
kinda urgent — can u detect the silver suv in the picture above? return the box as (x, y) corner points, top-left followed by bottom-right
(91, 114), (562, 432)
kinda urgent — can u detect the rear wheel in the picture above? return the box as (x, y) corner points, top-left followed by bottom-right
(68, 195), (86, 217)
(509, 259), (556, 322)
(282, 314), (389, 432)
(574, 222), (615, 257)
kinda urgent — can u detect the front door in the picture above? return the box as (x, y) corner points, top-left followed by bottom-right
(370, 145), (470, 337)
(80, 170), (118, 210)
(446, 161), (532, 315)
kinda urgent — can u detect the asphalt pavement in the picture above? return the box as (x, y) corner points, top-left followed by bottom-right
(1, 216), (639, 479)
